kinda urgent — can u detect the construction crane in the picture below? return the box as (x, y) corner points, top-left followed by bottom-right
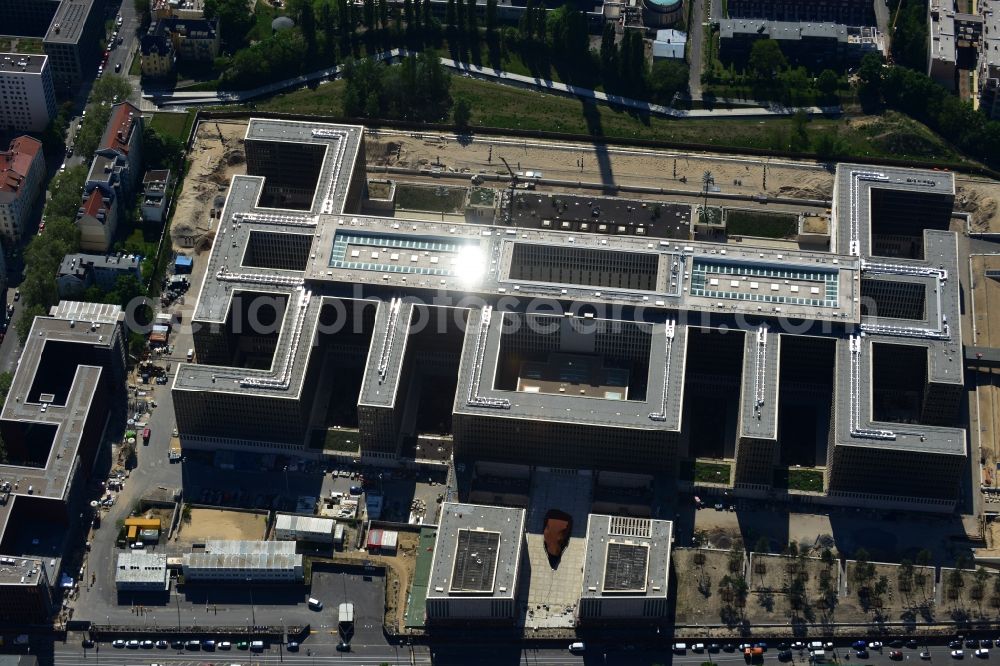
(499, 157), (518, 224)
(499, 156), (519, 189)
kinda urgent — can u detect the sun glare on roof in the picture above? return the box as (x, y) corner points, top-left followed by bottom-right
(454, 244), (486, 287)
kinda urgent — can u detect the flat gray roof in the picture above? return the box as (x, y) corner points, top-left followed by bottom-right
(428, 502), (524, 599)
(580, 514), (672, 599)
(0, 53), (47, 75)
(0, 305), (122, 501)
(115, 552), (168, 588)
(0, 555), (45, 586)
(44, 0), (95, 44)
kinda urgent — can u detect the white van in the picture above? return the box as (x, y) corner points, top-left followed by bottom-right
(186, 348), (194, 362)
(810, 650), (826, 663)
(568, 642), (586, 653)
(809, 642), (825, 650)
(308, 597), (323, 610)
(250, 641), (265, 651)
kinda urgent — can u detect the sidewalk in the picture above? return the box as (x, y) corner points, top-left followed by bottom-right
(143, 49), (841, 120)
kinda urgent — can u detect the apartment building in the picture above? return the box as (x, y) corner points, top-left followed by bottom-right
(719, 20), (881, 68)
(727, 0), (875, 25)
(42, 0), (102, 93)
(979, 0), (1000, 117)
(140, 16), (219, 77)
(56, 253), (143, 297)
(0, 54), (56, 132)
(0, 135), (45, 246)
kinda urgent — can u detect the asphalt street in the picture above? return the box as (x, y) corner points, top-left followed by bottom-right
(42, 638), (1000, 666)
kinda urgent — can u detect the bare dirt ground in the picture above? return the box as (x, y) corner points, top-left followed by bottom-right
(176, 507), (267, 543)
(939, 568), (1000, 627)
(840, 562), (936, 628)
(747, 554), (840, 627)
(365, 130), (836, 201)
(170, 120), (248, 253)
(672, 548), (731, 626)
(959, 179), (1000, 234)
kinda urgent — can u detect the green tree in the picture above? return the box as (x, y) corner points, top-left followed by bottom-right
(648, 60), (688, 104)
(599, 21), (615, 72)
(453, 96), (472, 128)
(300, 0), (318, 59)
(817, 69), (838, 99)
(204, 0), (253, 50)
(748, 39), (786, 79)
(466, 0), (477, 35)
(16, 304), (46, 344)
(486, 0), (498, 33)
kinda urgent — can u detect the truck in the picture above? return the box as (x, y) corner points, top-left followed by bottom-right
(745, 647), (764, 663)
(168, 438), (182, 462)
(142, 427), (151, 445)
(338, 602), (354, 628)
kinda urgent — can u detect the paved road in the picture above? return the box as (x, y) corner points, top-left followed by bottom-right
(41, 638), (1000, 666)
(688, 0), (706, 101)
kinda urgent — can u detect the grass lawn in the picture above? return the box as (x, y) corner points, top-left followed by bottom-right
(128, 53), (142, 76)
(694, 461), (732, 484)
(783, 468), (825, 492)
(395, 183), (467, 212)
(726, 209), (799, 238)
(150, 111), (196, 141)
(251, 75), (970, 166)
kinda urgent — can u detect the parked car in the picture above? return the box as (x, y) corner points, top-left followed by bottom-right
(890, 650), (904, 660)
(908, 640), (920, 649)
(170, 640), (184, 649)
(201, 640), (215, 650)
(853, 641), (868, 650)
(856, 650), (870, 659)
(967, 640), (979, 649)
(112, 640), (126, 648)
(779, 650), (793, 661)
(976, 649), (990, 658)
(983, 640), (994, 648)
(140, 640), (154, 649)
(952, 642), (965, 650)
(218, 641), (232, 650)
(156, 640), (168, 648)
(126, 640), (140, 649)
(791, 642), (806, 650)
(673, 644), (687, 653)
(81, 639), (95, 648)
(286, 642), (299, 651)
(871, 642), (884, 650)
(694, 644), (706, 653)
(921, 652), (932, 660)
(236, 641), (249, 650)
(953, 650), (966, 659)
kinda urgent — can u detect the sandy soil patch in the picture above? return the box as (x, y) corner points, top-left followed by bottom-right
(365, 131), (835, 201)
(959, 180), (1000, 234)
(170, 120), (249, 253)
(176, 507), (267, 543)
(673, 547), (734, 626)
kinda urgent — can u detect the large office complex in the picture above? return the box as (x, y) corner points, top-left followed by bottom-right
(0, 54), (57, 132)
(171, 119), (966, 512)
(577, 514), (673, 622)
(978, 0), (1000, 117)
(0, 301), (127, 622)
(0, 0), (62, 37)
(41, 0), (102, 93)
(425, 503), (525, 622)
